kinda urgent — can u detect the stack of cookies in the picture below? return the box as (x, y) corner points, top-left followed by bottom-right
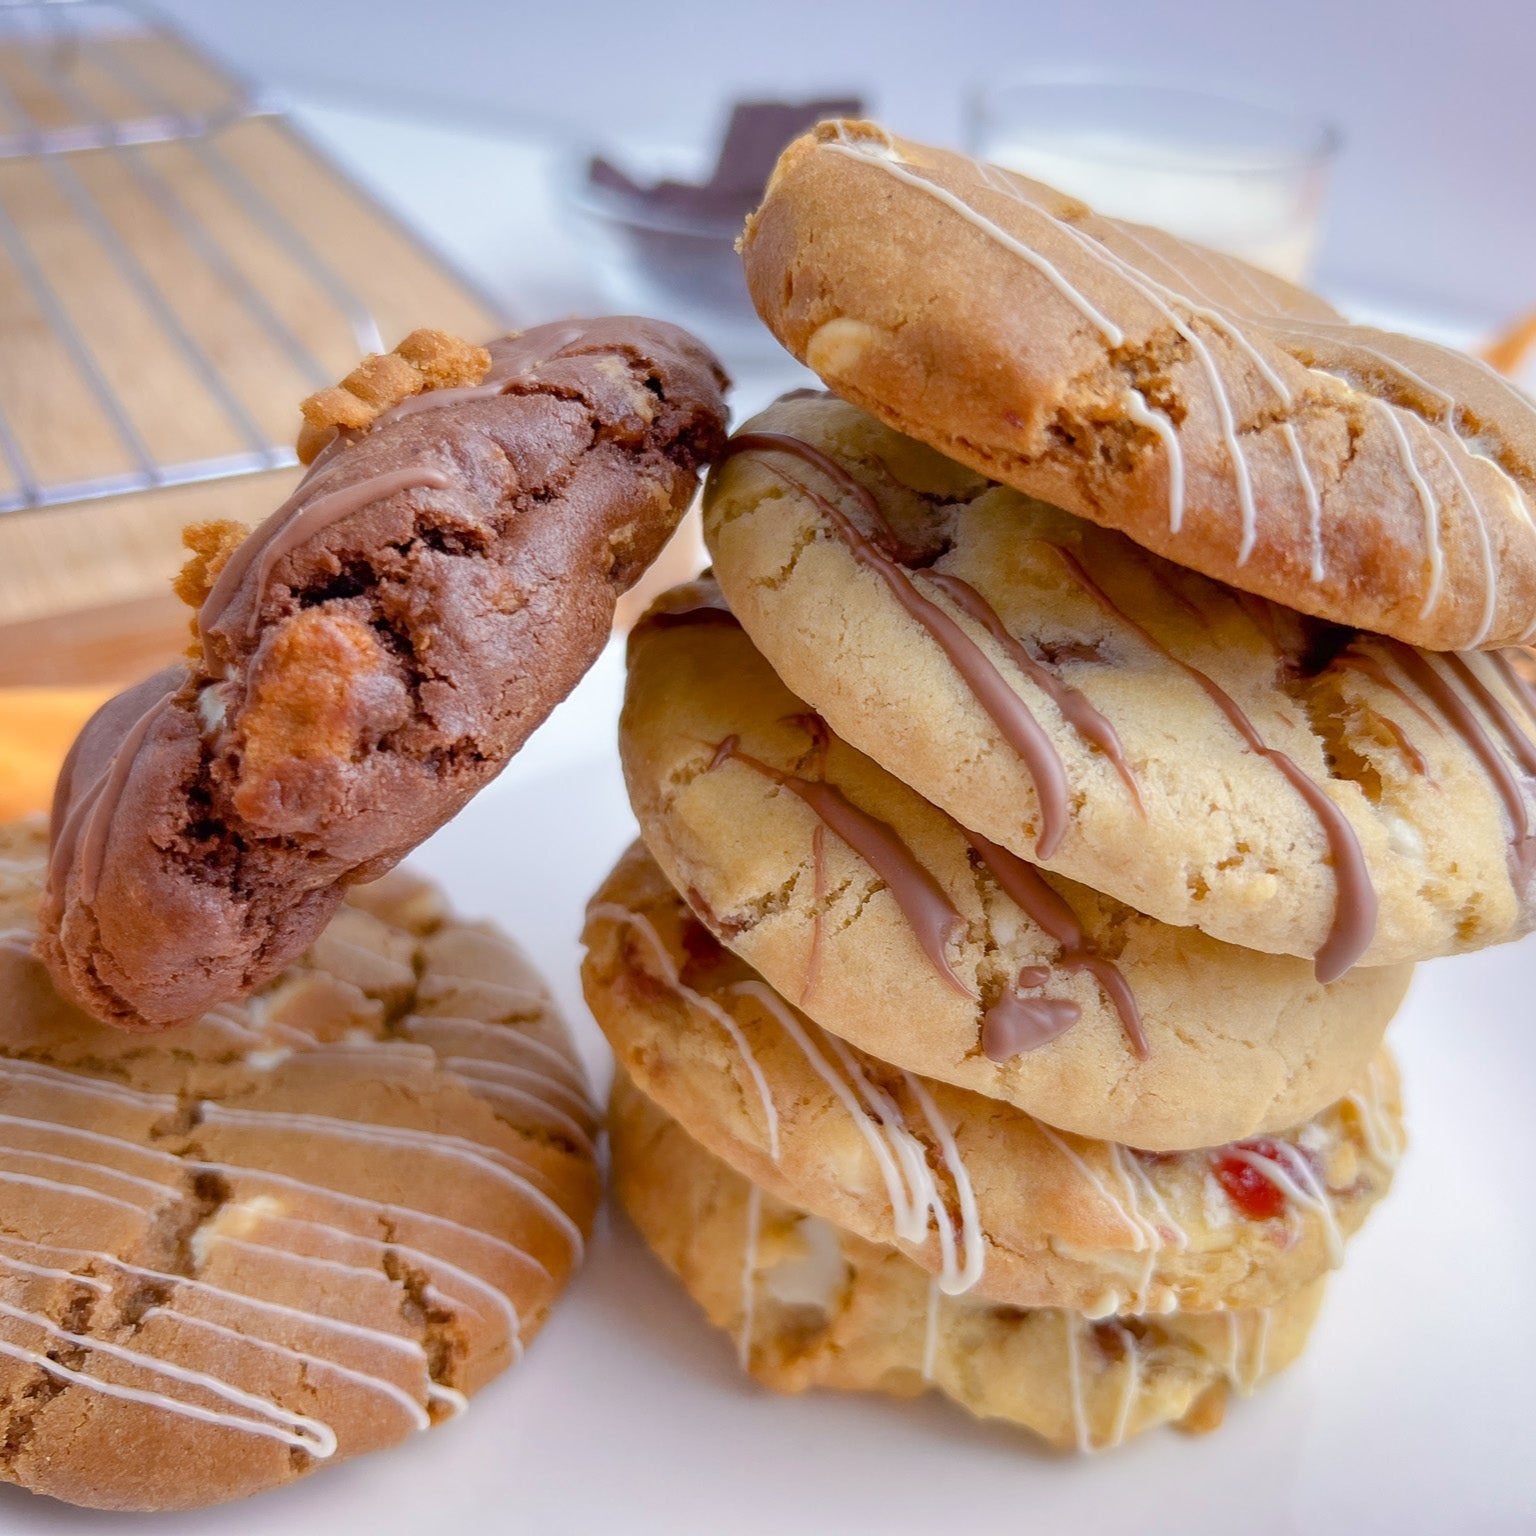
(583, 122), (1536, 1450)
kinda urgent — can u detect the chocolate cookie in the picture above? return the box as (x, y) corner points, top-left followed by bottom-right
(0, 818), (598, 1511)
(40, 318), (730, 1030)
(743, 121), (1536, 650)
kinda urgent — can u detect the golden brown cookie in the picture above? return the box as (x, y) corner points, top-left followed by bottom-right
(41, 317), (729, 1032)
(704, 394), (1536, 974)
(744, 120), (1536, 651)
(0, 818), (598, 1512)
(582, 842), (1403, 1317)
(613, 1073), (1325, 1452)
(621, 583), (1409, 1149)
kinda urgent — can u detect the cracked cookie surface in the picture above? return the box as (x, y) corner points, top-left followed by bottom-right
(744, 121), (1536, 650)
(40, 317), (730, 1031)
(619, 585), (1409, 1150)
(581, 841), (1402, 1317)
(612, 1074), (1325, 1452)
(703, 394), (1536, 971)
(0, 818), (598, 1512)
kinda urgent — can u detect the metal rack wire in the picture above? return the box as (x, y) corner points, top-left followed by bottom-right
(0, 0), (499, 518)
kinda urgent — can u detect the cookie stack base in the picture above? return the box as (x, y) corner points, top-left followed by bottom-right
(612, 1072), (1324, 1453)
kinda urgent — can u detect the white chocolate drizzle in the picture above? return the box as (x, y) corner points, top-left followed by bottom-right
(1104, 1320), (1141, 1450)
(921, 1277), (940, 1383)
(1121, 389), (1186, 533)
(1343, 1057), (1404, 1168)
(1232, 1307), (1272, 1395)
(823, 140), (1124, 343)
(1062, 1311), (1091, 1452)
(731, 978), (985, 1295)
(0, 902), (592, 1464)
(738, 1183), (762, 1368)
(1225, 1144), (1345, 1267)
(818, 124), (1536, 639)
(194, 1103), (584, 1261)
(588, 901), (781, 1161)
(0, 1304), (338, 1458)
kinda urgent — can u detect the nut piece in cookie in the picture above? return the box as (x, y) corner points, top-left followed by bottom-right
(40, 317), (730, 1031)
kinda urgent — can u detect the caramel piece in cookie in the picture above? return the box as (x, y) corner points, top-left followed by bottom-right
(41, 317), (729, 1030)
(744, 121), (1536, 650)
(612, 1075), (1325, 1452)
(582, 842), (1403, 1317)
(296, 328), (493, 464)
(620, 580), (1408, 1150)
(704, 395), (1536, 972)
(0, 818), (598, 1512)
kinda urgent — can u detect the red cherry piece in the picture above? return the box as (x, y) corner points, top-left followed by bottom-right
(1210, 1139), (1289, 1222)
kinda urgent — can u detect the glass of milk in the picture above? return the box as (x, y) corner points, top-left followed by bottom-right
(966, 71), (1339, 282)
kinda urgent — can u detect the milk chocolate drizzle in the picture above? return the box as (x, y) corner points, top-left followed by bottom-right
(708, 736), (973, 998)
(1389, 648), (1536, 874)
(982, 991), (1082, 1056)
(198, 466), (453, 659)
(1049, 543), (1378, 983)
(923, 569), (1144, 813)
(968, 830), (1149, 1059)
(1372, 713), (1430, 778)
(47, 673), (180, 904)
(720, 432), (1074, 857)
(719, 426), (1382, 978)
(703, 703), (1147, 1058)
(373, 322), (596, 432)
(1492, 652), (1536, 726)
(783, 712), (832, 1004)
(48, 331), (616, 918)
(1443, 655), (1536, 776)
(1328, 651), (1434, 723)
(200, 323), (598, 664)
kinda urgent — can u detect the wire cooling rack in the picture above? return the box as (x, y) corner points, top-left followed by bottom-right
(0, 0), (505, 519)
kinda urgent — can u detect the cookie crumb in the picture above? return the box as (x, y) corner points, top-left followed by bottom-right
(174, 519), (249, 654)
(296, 329), (492, 463)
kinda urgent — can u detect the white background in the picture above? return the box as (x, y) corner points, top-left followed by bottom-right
(158, 0), (1536, 326)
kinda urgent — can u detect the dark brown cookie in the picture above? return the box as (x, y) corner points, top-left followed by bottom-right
(40, 318), (730, 1031)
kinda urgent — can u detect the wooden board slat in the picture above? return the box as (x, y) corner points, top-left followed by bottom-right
(0, 26), (505, 681)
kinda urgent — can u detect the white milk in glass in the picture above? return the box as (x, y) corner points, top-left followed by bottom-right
(983, 130), (1320, 281)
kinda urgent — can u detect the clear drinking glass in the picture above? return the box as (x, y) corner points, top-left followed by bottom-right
(966, 71), (1339, 282)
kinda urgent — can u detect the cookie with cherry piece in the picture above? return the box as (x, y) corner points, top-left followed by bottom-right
(611, 1074), (1328, 1453)
(582, 840), (1403, 1319)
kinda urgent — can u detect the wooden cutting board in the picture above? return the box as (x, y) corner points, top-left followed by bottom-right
(0, 24), (504, 686)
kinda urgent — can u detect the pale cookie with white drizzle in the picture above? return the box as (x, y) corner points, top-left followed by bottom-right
(581, 843), (1402, 1317)
(0, 818), (598, 1513)
(704, 395), (1536, 974)
(744, 120), (1536, 651)
(40, 316), (729, 1032)
(612, 1076), (1325, 1452)
(621, 582), (1409, 1150)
